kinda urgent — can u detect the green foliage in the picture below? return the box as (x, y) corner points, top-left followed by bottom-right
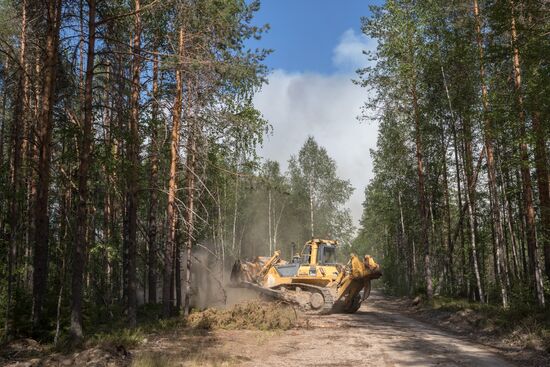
(355, 0), (550, 305)
(288, 136), (355, 244)
(0, 0), (272, 341)
(0, 0), (18, 42)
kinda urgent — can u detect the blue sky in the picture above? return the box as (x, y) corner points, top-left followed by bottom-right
(250, 0), (381, 74)
(251, 1), (382, 227)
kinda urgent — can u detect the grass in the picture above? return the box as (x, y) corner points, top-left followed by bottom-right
(423, 295), (550, 352)
(86, 327), (146, 349)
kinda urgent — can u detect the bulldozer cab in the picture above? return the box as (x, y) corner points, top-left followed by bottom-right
(300, 239), (338, 266)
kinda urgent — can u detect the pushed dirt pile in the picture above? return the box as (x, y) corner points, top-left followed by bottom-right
(188, 300), (298, 331)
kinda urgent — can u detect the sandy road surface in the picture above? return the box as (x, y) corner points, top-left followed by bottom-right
(129, 291), (519, 367)
(235, 291), (515, 367)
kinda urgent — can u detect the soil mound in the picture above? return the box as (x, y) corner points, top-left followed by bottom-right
(188, 300), (298, 330)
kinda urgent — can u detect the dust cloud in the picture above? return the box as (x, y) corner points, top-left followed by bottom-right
(189, 246), (261, 310)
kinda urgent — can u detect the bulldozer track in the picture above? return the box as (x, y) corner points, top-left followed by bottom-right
(309, 285), (335, 315)
(240, 281), (336, 314)
(275, 283), (335, 315)
(294, 284), (334, 315)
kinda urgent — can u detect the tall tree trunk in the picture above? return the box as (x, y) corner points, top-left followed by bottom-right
(461, 113), (484, 301)
(495, 146), (512, 291)
(183, 117), (196, 316)
(163, 27), (184, 318)
(71, 0), (96, 340)
(113, 53), (125, 303)
(405, 20), (432, 299)
(515, 167), (529, 279)
(147, 48), (160, 304)
(441, 128), (454, 293)
(55, 181), (69, 344)
(5, 0), (28, 338)
(472, 0), (508, 308)
(451, 118), (467, 295)
(397, 191), (412, 293)
(411, 74), (432, 300)
(32, 0), (63, 329)
(509, 0), (544, 306)
(268, 188), (272, 254)
(125, 0), (142, 327)
(175, 221), (182, 310)
(501, 163), (522, 280)
(0, 56), (7, 168)
(217, 189), (225, 282)
(232, 173), (239, 252)
(439, 60), (457, 294)
(19, 0), (32, 297)
(461, 144), (485, 302)
(309, 187), (314, 238)
(102, 62), (113, 306)
(273, 201), (285, 253)
(532, 111), (550, 282)
(26, 52), (40, 292)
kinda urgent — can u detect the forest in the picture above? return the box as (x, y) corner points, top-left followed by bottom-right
(0, 0), (549, 355)
(0, 0), (356, 343)
(355, 0), (550, 310)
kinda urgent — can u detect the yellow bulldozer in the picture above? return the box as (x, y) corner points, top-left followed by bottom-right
(230, 239), (381, 314)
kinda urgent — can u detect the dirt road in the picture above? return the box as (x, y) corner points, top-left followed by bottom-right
(226, 291), (513, 367)
(131, 291), (520, 367)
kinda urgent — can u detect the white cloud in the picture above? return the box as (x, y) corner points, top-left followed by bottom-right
(254, 70), (378, 226)
(253, 29), (379, 226)
(332, 29), (376, 72)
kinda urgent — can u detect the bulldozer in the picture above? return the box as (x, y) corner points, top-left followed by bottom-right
(230, 239), (381, 314)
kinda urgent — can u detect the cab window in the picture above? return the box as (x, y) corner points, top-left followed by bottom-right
(318, 245), (336, 264)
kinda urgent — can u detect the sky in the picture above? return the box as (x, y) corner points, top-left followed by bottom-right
(250, 0), (382, 226)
